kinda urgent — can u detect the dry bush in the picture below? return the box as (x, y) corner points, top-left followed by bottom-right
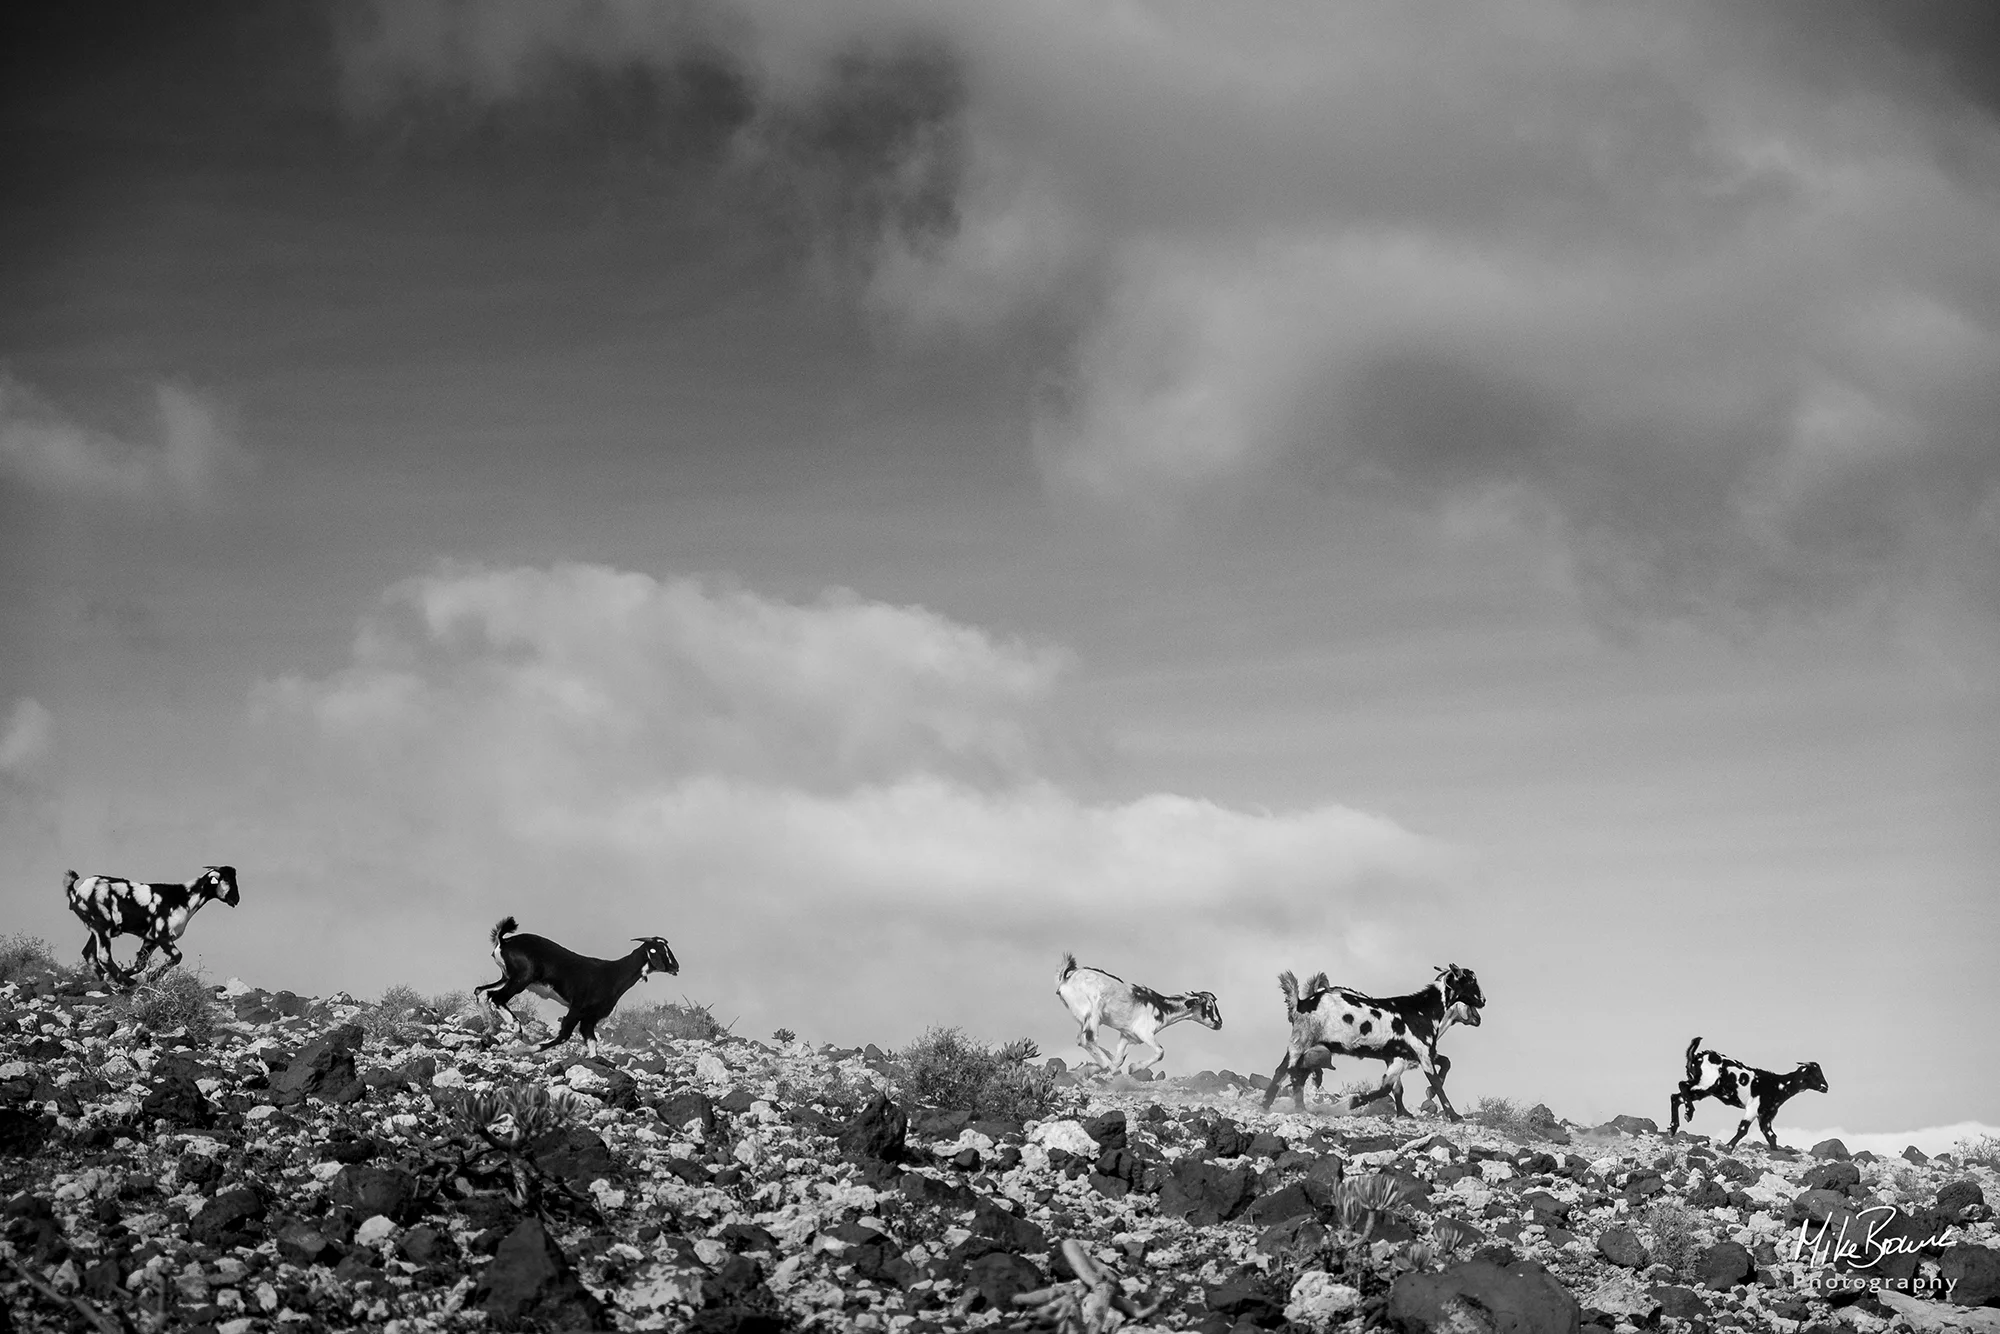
(0, 934), (63, 988)
(1642, 1200), (1706, 1279)
(598, 997), (732, 1048)
(899, 1026), (1063, 1121)
(121, 967), (218, 1045)
(1470, 1096), (1537, 1138)
(1954, 1134), (2000, 1172)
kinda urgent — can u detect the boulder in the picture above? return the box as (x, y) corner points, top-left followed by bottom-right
(1696, 1240), (1755, 1290)
(1157, 1157), (1258, 1226)
(1388, 1257), (1581, 1334)
(189, 1186), (264, 1246)
(270, 1024), (365, 1103)
(1941, 1181), (1989, 1220)
(1804, 1160), (1862, 1192)
(1810, 1138), (1851, 1160)
(1609, 1115), (1659, 1136)
(474, 1217), (606, 1329)
(1596, 1227), (1650, 1270)
(836, 1092), (907, 1171)
(1941, 1245), (2000, 1308)
(964, 1251), (1041, 1311)
(528, 1125), (616, 1194)
(329, 1164), (420, 1223)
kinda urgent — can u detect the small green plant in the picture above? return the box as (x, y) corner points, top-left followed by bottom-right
(1641, 1199), (1705, 1279)
(443, 1083), (593, 1216)
(122, 967), (218, 1045)
(597, 997), (731, 1048)
(1953, 1134), (2000, 1171)
(772, 1027), (798, 1044)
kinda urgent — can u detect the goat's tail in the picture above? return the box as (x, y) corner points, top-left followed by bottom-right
(62, 869), (78, 894)
(491, 916), (519, 947)
(1278, 969), (1301, 1021)
(1683, 1035), (1703, 1079)
(1057, 952), (1078, 985)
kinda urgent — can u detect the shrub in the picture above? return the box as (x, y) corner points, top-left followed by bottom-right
(1954, 1134), (2000, 1172)
(898, 1027), (1064, 1121)
(1470, 1096), (1537, 1138)
(772, 1027), (798, 1044)
(1641, 1200), (1706, 1279)
(598, 998), (732, 1048)
(0, 934), (63, 988)
(122, 967), (218, 1045)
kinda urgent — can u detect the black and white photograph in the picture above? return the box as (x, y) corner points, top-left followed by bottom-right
(3, 3), (1997, 1331)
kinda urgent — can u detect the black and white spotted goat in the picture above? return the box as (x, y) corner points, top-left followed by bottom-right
(475, 917), (679, 1059)
(1055, 953), (1221, 1077)
(1261, 964), (1485, 1119)
(1669, 1036), (1828, 1149)
(63, 865), (240, 988)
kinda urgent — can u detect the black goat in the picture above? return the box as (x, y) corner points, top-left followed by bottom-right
(1670, 1036), (1827, 1148)
(475, 917), (679, 1058)
(64, 865), (240, 988)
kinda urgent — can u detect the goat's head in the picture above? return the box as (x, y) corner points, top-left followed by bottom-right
(201, 866), (241, 907)
(1437, 964), (1483, 1027)
(1795, 1061), (1827, 1094)
(633, 937), (680, 979)
(1184, 990), (1223, 1030)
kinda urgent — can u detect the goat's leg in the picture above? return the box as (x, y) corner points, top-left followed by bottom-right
(1103, 1034), (1131, 1075)
(1128, 1039), (1166, 1074)
(1261, 1052), (1293, 1112)
(477, 979), (531, 1035)
(146, 940), (184, 982)
(538, 1009), (581, 1052)
(1669, 1086), (1690, 1135)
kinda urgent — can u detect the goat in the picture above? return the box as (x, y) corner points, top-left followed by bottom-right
(475, 917), (679, 1059)
(1261, 964), (1484, 1119)
(1669, 1036), (1827, 1149)
(64, 866), (240, 988)
(1055, 953), (1221, 1077)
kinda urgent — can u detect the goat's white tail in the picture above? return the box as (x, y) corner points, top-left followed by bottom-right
(1277, 969), (1301, 1021)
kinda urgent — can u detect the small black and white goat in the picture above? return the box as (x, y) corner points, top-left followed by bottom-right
(475, 917), (679, 1059)
(1669, 1036), (1828, 1149)
(1261, 964), (1484, 1119)
(64, 865), (240, 987)
(1056, 953), (1221, 1077)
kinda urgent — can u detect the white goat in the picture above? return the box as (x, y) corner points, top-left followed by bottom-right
(1055, 953), (1221, 1076)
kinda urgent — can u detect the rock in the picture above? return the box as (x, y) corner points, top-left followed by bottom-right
(657, 1090), (717, 1134)
(1609, 1115), (1659, 1136)
(1878, 1288), (2000, 1333)
(836, 1091), (907, 1170)
(1792, 1188), (1853, 1223)
(1597, 1227), (1650, 1270)
(1520, 1190), (1571, 1226)
(270, 1024), (365, 1103)
(329, 1164), (420, 1222)
(1941, 1181), (1989, 1219)
(1204, 1117), (1255, 1159)
(1081, 1109), (1127, 1151)
(1246, 1183), (1315, 1225)
(1157, 1157), (1258, 1226)
(528, 1125), (616, 1194)
(399, 1224), (445, 1265)
(1388, 1257), (1581, 1334)
(189, 1186), (264, 1246)
(1685, 1177), (1730, 1208)
(0, 1108), (49, 1156)
(1941, 1245), (2000, 1307)
(354, 1214), (397, 1246)
(964, 1251), (1041, 1311)
(141, 1074), (215, 1127)
(274, 1219), (338, 1266)
(1582, 1276), (1662, 1325)
(1301, 1152), (1347, 1208)
(1696, 1240), (1755, 1290)
(966, 1200), (1047, 1256)
(474, 1217), (605, 1329)
(1648, 1284), (1710, 1320)
(1904, 1145), (1931, 1166)
(1287, 1271), (1363, 1331)
(1207, 1275), (1285, 1325)
(1805, 1160), (1862, 1191)
(1811, 1138), (1851, 1160)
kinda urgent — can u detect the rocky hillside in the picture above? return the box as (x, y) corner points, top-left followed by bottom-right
(2, 976), (1997, 1334)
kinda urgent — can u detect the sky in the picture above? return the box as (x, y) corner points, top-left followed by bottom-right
(2, 1), (1996, 1141)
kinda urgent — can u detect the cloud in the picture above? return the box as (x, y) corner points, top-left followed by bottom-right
(339, 1), (2000, 622)
(0, 374), (247, 509)
(251, 562), (1446, 1055)
(1775, 1121), (2000, 1159)
(0, 698), (53, 775)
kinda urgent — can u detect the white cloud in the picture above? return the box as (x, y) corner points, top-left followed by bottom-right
(0, 698), (53, 775)
(1775, 1121), (2000, 1160)
(251, 561), (1446, 1057)
(0, 374), (246, 508)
